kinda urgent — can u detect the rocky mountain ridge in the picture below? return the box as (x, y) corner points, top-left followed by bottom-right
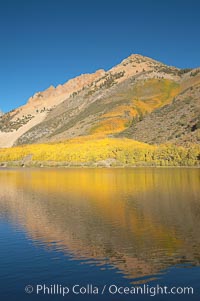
(0, 54), (199, 148)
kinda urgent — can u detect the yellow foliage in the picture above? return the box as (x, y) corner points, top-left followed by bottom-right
(132, 79), (180, 104)
(102, 105), (137, 118)
(90, 118), (129, 134)
(0, 137), (199, 166)
(88, 79), (180, 135)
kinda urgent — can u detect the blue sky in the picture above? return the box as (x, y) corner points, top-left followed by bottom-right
(0, 0), (200, 112)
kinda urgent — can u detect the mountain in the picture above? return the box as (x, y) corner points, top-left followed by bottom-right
(0, 54), (199, 149)
(119, 68), (200, 145)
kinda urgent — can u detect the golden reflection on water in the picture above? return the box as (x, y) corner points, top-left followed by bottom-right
(0, 168), (200, 281)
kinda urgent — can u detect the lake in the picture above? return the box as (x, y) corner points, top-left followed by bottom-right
(0, 168), (200, 300)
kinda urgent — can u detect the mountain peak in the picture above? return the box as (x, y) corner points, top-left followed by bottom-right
(121, 53), (163, 66)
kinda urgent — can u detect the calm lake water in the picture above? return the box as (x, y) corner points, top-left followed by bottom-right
(0, 168), (200, 301)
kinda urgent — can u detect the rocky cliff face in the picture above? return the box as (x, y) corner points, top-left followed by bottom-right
(0, 69), (105, 147)
(0, 54), (199, 147)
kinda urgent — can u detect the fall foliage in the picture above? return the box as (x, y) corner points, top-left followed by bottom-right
(0, 137), (199, 167)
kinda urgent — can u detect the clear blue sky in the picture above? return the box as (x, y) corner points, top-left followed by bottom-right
(0, 0), (200, 113)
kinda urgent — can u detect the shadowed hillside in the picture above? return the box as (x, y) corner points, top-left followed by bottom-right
(119, 70), (200, 146)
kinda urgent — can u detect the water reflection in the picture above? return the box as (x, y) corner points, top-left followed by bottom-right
(0, 168), (199, 282)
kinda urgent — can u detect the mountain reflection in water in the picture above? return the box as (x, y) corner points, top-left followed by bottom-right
(0, 168), (200, 282)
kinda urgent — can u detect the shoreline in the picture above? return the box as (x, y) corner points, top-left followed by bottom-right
(0, 162), (199, 169)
